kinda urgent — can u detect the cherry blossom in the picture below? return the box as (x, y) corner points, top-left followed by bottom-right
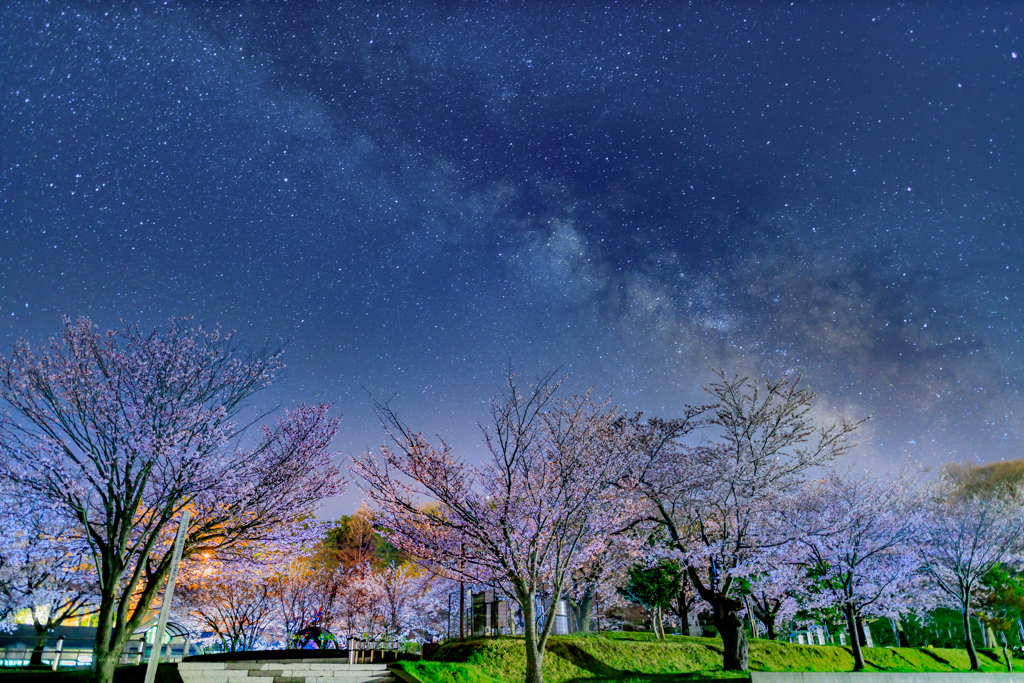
(789, 469), (928, 670)
(0, 317), (345, 683)
(627, 370), (861, 670)
(352, 371), (635, 683)
(0, 486), (97, 663)
(919, 482), (1024, 671)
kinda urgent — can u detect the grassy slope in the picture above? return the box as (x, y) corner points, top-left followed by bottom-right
(398, 632), (1015, 683)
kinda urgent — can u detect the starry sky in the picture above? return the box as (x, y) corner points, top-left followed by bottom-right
(2, 2), (1022, 514)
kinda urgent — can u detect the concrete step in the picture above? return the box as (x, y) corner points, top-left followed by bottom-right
(179, 676), (394, 683)
(254, 664), (389, 671)
(177, 661), (394, 683)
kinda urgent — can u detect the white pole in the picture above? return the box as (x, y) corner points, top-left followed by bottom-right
(50, 636), (65, 671)
(144, 510), (190, 683)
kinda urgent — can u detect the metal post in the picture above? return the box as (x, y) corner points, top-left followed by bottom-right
(459, 581), (465, 639)
(459, 542), (465, 639)
(50, 636), (65, 671)
(144, 510), (190, 683)
(181, 635), (190, 662)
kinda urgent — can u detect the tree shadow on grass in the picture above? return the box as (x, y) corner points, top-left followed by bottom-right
(564, 673), (751, 683)
(917, 648), (952, 666)
(546, 641), (620, 677)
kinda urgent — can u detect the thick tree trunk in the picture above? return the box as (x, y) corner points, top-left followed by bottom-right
(986, 625), (998, 650)
(687, 567), (748, 670)
(91, 644), (120, 683)
(896, 621), (910, 648)
(845, 606), (865, 672)
(90, 589), (133, 683)
(766, 618), (776, 641)
(91, 594), (117, 683)
(962, 606), (980, 671)
(716, 605), (748, 671)
(29, 629), (48, 666)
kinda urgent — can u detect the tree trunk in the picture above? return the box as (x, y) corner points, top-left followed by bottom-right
(575, 585), (595, 633)
(89, 590), (135, 683)
(687, 567), (747, 670)
(986, 625), (998, 651)
(962, 605), (980, 671)
(91, 594), (117, 683)
(519, 589), (545, 683)
(766, 618), (776, 641)
(29, 629), (48, 666)
(845, 606), (865, 672)
(856, 616), (870, 649)
(91, 642), (120, 683)
(677, 591), (689, 637)
(716, 604), (748, 671)
(897, 621), (910, 647)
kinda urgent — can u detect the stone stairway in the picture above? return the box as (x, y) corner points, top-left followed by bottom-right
(177, 659), (395, 683)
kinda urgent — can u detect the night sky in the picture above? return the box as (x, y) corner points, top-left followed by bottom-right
(2, 2), (1022, 514)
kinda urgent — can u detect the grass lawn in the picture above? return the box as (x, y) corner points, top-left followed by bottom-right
(397, 632), (1016, 683)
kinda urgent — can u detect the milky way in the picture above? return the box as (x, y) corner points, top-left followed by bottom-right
(2, 3), (1022, 513)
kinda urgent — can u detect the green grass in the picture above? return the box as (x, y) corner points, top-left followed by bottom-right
(396, 633), (1015, 683)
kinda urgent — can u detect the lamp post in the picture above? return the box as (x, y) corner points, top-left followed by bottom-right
(144, 510), (190, 683)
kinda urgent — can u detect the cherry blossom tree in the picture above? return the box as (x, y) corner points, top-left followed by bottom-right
(354, 561), (447, 641)
(0, 317), (345, 683)
(270, 557), (353, 643)
(667, 567), (708, 637)
(562, 536), (640, 634)
(790, 470), (927, 670)
(630, 371), (860, 670)
(176, 562), (278, 652)
(919, 484), (1024, 670)
(351, 371), (634, 683)
(0, 487), (97, 664)
(741, 550), (802, 641)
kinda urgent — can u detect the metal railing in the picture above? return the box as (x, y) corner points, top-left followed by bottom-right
(346, 638), (401, 664)
(1, 636), (97, 668)
(0, 634), (193, 668)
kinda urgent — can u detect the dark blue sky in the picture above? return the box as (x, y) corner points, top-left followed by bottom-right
(2, 2), (1022, 514)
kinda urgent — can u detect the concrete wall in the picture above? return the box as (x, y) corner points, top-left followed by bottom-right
(751, 674), (1021, 683)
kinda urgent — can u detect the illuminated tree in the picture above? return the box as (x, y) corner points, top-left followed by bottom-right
(0, 488), (97, 664)
(631, 371), (860, 670)
(176, 562), (277, 652)
(354, 561), (446, 641)
(791, 470), (926, 670)
(920, 486), (1024, 671)
(352, 371), (634, 683)
(0, 317), (345, 683)
(741, 550), (802, 641)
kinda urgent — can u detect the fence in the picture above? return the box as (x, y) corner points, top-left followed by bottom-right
(0, 633), (194, 668)
(345, 638), (402, 664)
